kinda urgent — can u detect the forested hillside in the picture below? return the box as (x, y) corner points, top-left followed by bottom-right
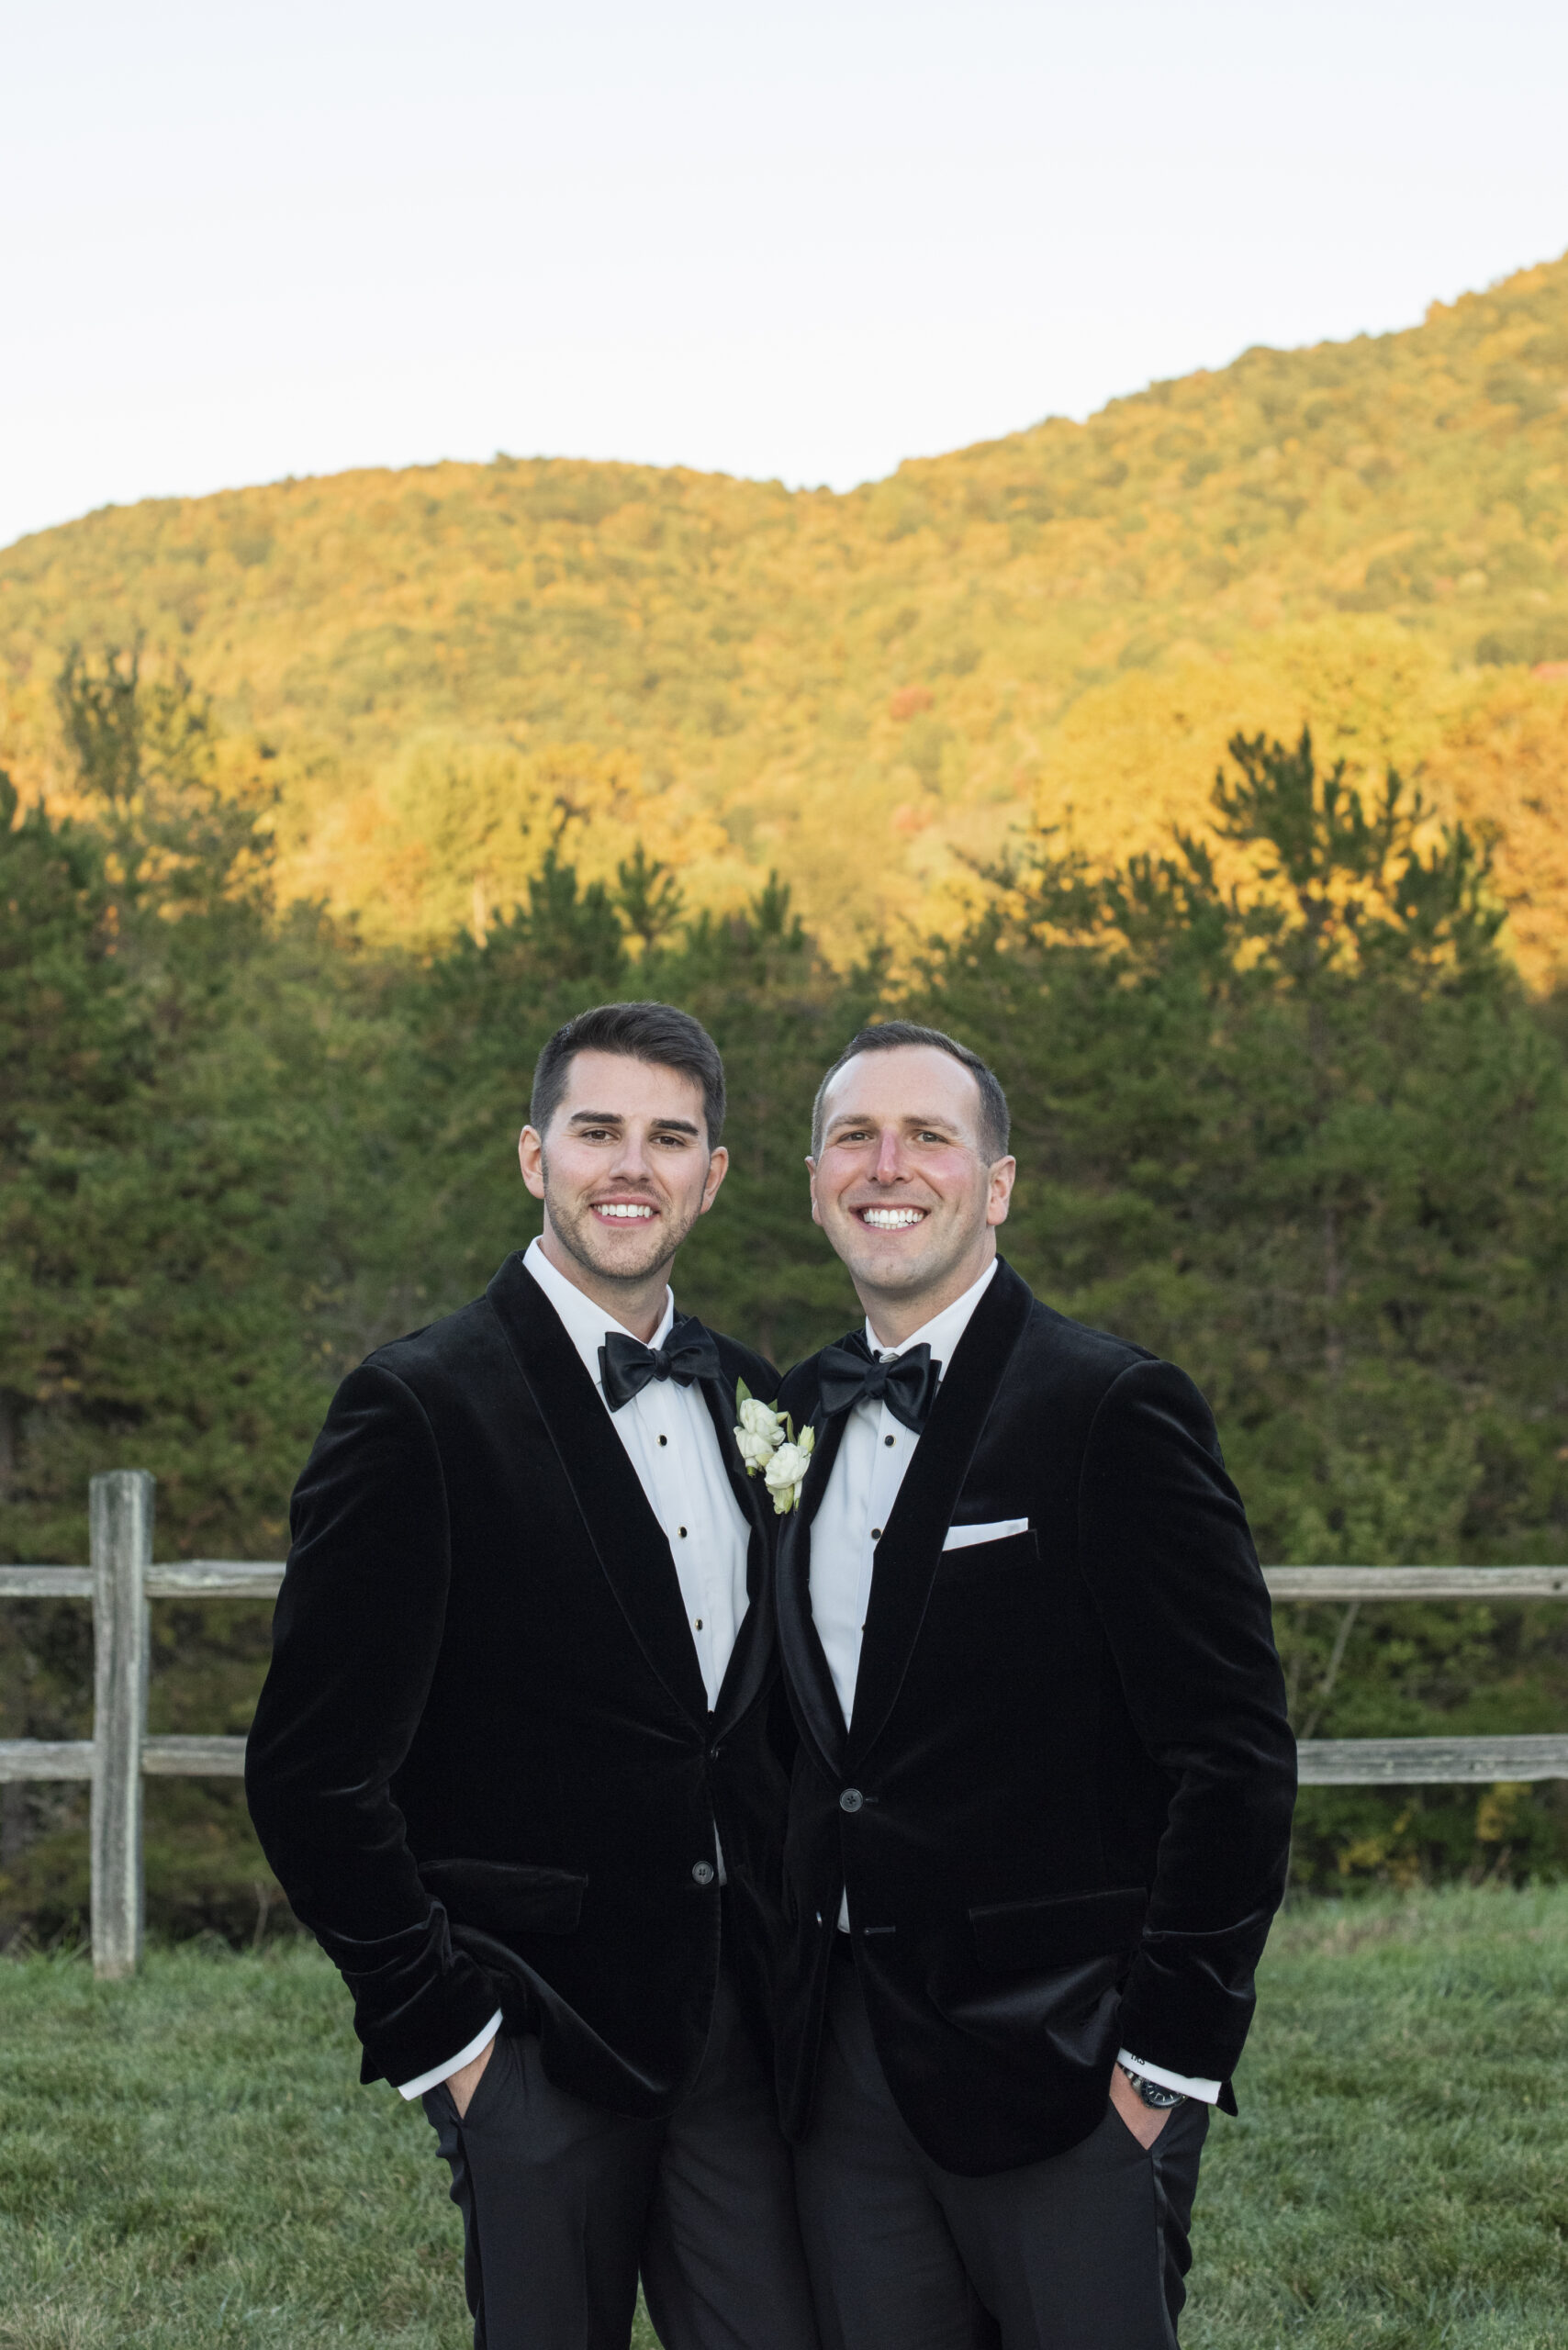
(3, 253), (1567, 972)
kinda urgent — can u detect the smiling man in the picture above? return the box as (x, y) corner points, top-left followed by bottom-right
(769, 1022), (1296, 2350)
(247, 1002), (820, 2350)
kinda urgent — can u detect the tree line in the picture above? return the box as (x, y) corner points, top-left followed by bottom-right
(2, 653), (1565, 1939)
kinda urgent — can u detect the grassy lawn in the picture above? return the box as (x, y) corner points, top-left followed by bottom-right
(1185, 1886), (1568, 2350)
(1, 1887), (1564, 2348)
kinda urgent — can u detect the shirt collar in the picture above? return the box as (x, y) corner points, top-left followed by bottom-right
(524, 1235), (677, 1394)
(864, 1256), (999, 1380)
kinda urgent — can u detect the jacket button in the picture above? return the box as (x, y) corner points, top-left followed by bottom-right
(839, 1787), (864, 1813)
(691, 1859), (716, 1886)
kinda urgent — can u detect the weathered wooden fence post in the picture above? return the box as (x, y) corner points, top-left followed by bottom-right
(90, 1470), (153, 1979)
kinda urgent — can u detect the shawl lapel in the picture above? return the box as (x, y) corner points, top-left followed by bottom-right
(696, 1370), (776, 1739)
(486, 1254), (709, 1727)
(775, 1401), (853, 1782)
(846, 1259), (1034, 1772)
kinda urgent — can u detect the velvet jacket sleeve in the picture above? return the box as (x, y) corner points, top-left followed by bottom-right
(245, 1362), (499, 2086)
(1076, 1357), (1296, 2087)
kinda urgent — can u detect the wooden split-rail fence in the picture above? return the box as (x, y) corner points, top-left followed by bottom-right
(3, 1472), (1567, 1978)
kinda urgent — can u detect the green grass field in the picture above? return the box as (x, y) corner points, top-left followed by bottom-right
(1, 1888), (1564, 2349)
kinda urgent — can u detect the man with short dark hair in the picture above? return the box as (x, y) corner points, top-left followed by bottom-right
(247, 1001), (820, 2350)
(767, 1023), (1295, 2350)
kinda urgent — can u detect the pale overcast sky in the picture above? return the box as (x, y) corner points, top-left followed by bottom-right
(5, 0), (1567, 550)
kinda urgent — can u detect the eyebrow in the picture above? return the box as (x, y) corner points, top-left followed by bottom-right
(566, 1110), (701, 1136)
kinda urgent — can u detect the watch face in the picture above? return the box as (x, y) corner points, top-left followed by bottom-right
(1138, 2079), (1185, 2109)
(1122, 2066), (1183, 2109)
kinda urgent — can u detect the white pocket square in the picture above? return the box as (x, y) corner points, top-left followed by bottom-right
(942, 1517), (1030, 1552)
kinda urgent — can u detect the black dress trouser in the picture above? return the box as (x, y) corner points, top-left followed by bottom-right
(421, 1957), (821, 2350)
(792, 1943), (1208, 2350)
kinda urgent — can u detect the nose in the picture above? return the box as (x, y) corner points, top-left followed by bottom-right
(610, 1126), (655, 1184)
(871, 1127), (905, 1183)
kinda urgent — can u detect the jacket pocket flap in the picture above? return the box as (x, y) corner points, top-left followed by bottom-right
(969, 1886), (1147, 1974)
(420, 1859), (587, 1938)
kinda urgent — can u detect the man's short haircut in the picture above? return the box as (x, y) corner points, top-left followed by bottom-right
(811, 1021), (1010, 1161)
(530, 1002), (726, 1147)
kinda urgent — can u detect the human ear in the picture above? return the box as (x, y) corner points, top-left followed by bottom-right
(985, 1156), (1016, 1229)
(518, 1126), (547, 1203)
(699, 1146), (730, 1214)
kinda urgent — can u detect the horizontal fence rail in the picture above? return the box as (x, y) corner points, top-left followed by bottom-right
(1, 1477), (1566, 1973)
(1296, 1733), (1568, 1785)
(0, 1561), (286, 1601)
(1262, 1566), (1568, 1600)
(12, 1561), (1567, 1605)
(0, 1740), (95, 1780)
(0, 1735), (257, 1783)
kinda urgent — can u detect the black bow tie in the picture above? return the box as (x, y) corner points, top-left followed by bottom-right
(816, 1332), (940, 1434)
(599, 1319), (722, 1412)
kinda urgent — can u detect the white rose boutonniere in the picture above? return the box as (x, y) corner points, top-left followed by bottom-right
(734, 1380), (816, 1516)
(762, 1432), (814, 1514)
(735, 1393), (785, 1469)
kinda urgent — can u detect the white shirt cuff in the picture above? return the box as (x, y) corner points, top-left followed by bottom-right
(397, 2009), (503, 2100)
(1117, 2049), (1221, 2104)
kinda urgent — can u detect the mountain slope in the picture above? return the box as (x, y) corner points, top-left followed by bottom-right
(4, 252), (1567, 971)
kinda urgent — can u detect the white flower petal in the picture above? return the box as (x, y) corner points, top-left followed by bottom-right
(763, 1443), (805, 1489)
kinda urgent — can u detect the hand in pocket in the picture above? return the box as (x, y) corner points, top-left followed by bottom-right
(448, 2035), (497, 2120)
(1108, 2063), (1172, 2149)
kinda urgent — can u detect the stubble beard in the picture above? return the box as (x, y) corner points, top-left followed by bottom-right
(541, 1157), (699, 1293)
(834, 1194), (989, 1317)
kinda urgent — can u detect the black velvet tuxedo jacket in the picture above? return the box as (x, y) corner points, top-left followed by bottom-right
(245, 1252), (786, 2109)
(772, 1259), (1296, 2177)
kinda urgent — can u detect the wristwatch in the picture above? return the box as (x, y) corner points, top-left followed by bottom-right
(1117, 2063), (1187, 2111)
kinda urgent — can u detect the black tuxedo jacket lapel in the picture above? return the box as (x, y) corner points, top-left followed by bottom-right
(697, 1371), (775, 1739)
(846, 1259), (1034, 1772)
(487, 1255), (709, 1726)
(776, 1404), (852, 1781)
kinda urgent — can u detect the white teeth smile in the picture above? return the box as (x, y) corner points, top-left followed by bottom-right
(596, 1203), (655, 1219)
(859, 1207), (925, 1229)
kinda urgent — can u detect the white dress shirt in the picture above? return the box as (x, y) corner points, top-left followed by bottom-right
(809, 1259), (1000, 1736)
(806, 1254), (1218, 2105)
(521, 1239), (752, 1711)
(397, 1237), (752, 2098)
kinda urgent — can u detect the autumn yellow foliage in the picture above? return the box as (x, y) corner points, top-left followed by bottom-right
(3, 252), (1567, 976)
